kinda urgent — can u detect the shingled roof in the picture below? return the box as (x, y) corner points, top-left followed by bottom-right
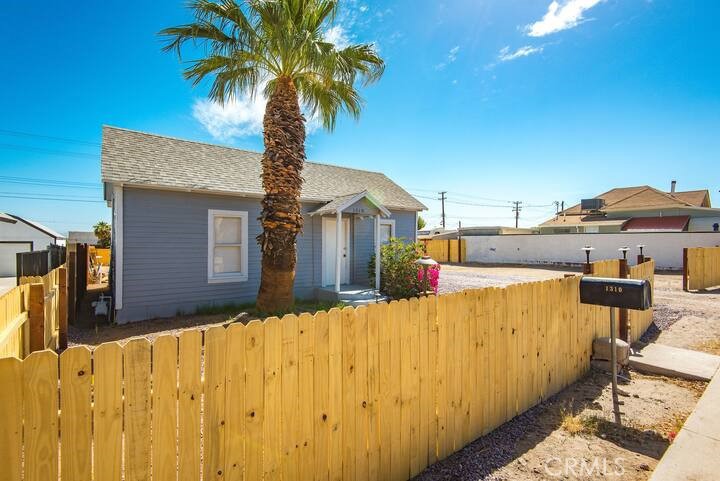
(101, 126), (426, 211)
(555, 185), (711, 217)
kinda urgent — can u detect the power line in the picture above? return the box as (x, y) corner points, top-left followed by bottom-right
(0, 129), (101, 147)
(0, 143), (98, 158)
(0, 191), (100, 200)
(0, 194), (105, 203)
(0, 175), (102, 189)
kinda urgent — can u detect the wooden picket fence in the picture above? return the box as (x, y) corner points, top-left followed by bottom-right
(627, 259), (656, 343)
(683, 246), (720, 291)
(0, 266), (66, 359)
(0, 264), (657, 481)
(423, 239), (465, 263)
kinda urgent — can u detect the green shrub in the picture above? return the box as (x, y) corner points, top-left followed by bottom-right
(368, 237), (424, 299)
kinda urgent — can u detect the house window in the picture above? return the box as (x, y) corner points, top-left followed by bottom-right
(379, 219), (396, 245)
(208, 209), (248, 283)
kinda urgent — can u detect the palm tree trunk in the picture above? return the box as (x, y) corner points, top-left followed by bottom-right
(256, 77), (306, 312)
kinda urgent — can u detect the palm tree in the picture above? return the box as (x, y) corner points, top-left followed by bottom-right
(160, 0), (384, 311)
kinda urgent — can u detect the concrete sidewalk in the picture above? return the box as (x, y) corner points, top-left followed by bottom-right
(650, 369), (720, 480)
(629, 342), (720, 381)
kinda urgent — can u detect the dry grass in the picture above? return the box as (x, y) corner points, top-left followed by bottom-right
(559, 406), (599, 436)
(693, 338), (720, 356)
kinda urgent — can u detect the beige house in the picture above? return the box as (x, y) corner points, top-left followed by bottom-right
(539, 183), (720, 234)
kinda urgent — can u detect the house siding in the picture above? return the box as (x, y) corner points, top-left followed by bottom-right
(118, 187), (420, 322)
(118, 187), (321, 322)
(352, 210), (417, 286)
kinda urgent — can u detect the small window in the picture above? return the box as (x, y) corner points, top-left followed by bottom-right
(208, 209), (248, 283)
(379, 219), (396, 245)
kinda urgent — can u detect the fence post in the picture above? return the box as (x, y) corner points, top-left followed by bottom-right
(58, 266), (68, 350)
(682, 248), (689, 292)
(618, 259), (629, 341)
(28, 283), (45, 353)
(68, 251), (77, 325)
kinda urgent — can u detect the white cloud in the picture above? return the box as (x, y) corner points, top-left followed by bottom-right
(498, 45), (544, 62)
(193, 92), (265, 141)
(526, 0), (603, 37)
(324, 25), (351, 49)
(435, 45), (460, 70)
(193, 82), (321, 142)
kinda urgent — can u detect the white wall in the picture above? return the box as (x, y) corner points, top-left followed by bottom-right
(0, 220), (58, 276)
(464, 232), (720, 270)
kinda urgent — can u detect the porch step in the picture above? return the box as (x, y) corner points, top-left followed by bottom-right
(315, 285), (389, 305)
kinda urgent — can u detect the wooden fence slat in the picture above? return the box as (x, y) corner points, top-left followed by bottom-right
(204, 326), (227, 481)
(399, 299), (411, 480)
(366, 304), (381, 481)
(95, 342), (123, 481)
(60, 346), (92, 481)
(224, 322), (246, 481)
(328, 308), (343, 481)
(377, 302), (392, 480)
(245, 321), (265, 481)
(417, 297), (430, 471)
(178, 330), (202, 481)
(281, 314), (300, 481)
(264, 317), (282, 481)
(354, 306), (369, 481)
(342, 307), (357, 481)
(124, 338), (151, 481)
(23, 350), (59, 481)
(388, 301), (402, 480)
(313, 311), (330, 481)
(0, 357), (23, 481)
(152, 335), (178, 481)
(298, 312), (316, 481)
(426, 296), (438, 462)
(435, 296), (448, 460)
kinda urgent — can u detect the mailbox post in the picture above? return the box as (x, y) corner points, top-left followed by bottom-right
(579, 277), (652, 425)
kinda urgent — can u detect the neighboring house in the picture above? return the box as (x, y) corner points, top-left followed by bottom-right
(67, 231), (99, 245)
(538, 183), (720, 234)
(430, 226), (535, 239)
(101, 126), (426, 323)
(0, 212), (64, 277)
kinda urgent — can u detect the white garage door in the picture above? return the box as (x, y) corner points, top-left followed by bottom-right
(0, 242), (32, 277)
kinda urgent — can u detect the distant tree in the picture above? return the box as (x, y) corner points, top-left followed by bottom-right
(417, 215), (426, 230)
(93, 221), (111, 248)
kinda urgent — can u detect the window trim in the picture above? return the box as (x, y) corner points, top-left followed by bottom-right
(379, 219), (395, 244)
(207, 209), (249, 284)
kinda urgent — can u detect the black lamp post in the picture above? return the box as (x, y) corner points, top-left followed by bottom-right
(581, 246), (595, 274)
(618, 246), (630, 260)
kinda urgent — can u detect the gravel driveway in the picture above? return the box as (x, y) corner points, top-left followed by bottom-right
(437, 263), (581, 294)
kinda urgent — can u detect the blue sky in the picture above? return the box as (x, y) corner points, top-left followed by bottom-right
(1, 0), (718, 233)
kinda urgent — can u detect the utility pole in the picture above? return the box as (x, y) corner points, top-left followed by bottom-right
(438, 191), (447, 229)
(512, 201), (522, 228)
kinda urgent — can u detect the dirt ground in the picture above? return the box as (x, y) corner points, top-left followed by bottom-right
(415, 371), (705, 481)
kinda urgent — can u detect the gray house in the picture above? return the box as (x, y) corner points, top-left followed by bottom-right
(101, 126), (425, 323)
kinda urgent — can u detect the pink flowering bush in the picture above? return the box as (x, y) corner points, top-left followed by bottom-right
(417, 264), (441, 294)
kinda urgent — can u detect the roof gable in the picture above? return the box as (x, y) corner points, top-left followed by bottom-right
(101, 126), (426, 211)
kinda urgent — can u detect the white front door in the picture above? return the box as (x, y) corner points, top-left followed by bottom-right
(322, 217), (350, 286)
